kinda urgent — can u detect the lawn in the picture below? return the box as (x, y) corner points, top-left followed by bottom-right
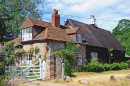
(6, 69), (130, 86)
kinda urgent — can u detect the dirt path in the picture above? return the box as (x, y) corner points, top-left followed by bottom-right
(67, 73), (130, 86)
(22, 72), (130, 86)
(9, 70), (130, 86)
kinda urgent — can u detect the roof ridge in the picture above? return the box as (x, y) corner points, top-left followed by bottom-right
(27, 16), (51, 24)
(68, 19), (111, 32)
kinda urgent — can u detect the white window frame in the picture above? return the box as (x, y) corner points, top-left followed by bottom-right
(77, 54), (82, 65)
(22, 54), (32, 65)
(91, 52), (98, 60)
(77, 34), (82, 43)
(22, 27), (32, 41)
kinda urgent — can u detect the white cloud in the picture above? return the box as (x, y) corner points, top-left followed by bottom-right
(42, 0), (130, 32)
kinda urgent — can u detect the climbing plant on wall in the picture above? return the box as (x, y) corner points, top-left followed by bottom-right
(4, 42), (24, 66)
(53, 39), (79, 76)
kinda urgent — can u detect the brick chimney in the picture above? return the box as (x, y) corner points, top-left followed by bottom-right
(51, 9), (60, 28)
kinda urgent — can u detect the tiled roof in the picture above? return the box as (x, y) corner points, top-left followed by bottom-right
(66, 27), (79, 34)
(11, 36), (21, 43)
(14, 17), (73, 42)
(66, 19), (125, 51)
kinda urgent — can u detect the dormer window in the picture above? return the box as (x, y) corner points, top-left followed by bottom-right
(22, 27), (32, 41)
(77, 34), (82, 43)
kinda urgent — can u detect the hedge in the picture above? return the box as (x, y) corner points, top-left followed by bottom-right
(81, 60), (129, 72)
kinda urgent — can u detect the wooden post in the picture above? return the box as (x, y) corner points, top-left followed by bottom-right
(62, 63), (64, 81)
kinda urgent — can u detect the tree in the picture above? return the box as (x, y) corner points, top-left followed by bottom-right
(112, 19), (130, 56)
(0, 0), (43, 42)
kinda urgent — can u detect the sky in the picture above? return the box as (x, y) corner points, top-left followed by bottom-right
(39, 0), (130, 32)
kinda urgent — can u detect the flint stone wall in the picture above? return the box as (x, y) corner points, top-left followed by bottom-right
(49, 41), (65, 51)
(23, 42), (47, 60)
(46, 48), (62, 79)
(55, 55), (62, 78)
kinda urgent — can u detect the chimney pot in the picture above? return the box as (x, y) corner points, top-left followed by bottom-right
(51, 9), (60, 28)
(53, 9), (56, 14)
(56, 10), (58, 14)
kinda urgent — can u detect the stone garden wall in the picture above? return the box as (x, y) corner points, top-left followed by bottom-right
(46, 48), (62, 79)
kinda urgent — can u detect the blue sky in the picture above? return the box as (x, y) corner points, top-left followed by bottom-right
(38, 0), (130, 32)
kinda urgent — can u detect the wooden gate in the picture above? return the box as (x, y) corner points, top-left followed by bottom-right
(5, 58), (46, 82)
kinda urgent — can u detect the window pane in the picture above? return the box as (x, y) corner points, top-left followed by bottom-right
(26, 57), (28, 60)
(91, 52), (98, 60)
(77, 54), (82, 65)
(77, 36), (79, 42)
(29, 55), (32, 60)
(77, 35), (82, 42)
(22, 27), (32, 41)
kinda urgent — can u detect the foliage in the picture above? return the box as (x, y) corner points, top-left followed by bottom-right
(64, 59), (72, 76)
(126, 59), (130, 68)
(4, 42), (24, 66)
(32, 55), (42, 65)
(0, 62), (6, 86)
(112, 19), (130, 55)
(81, 60), (129, 72)
(0, 0), (43, 42)
(27, 47), (39, 55)
(53, 40), (79, 76)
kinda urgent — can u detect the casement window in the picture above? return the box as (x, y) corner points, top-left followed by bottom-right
(77, 34), (82, 43)
(22, 54), (32, 65)
(77, 54), (82, 65)
(22, 27), (32, 41)
(91, 52), (98, 60)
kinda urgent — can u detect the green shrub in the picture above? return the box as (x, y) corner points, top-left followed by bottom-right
(126, 59), (130, 68)
(81, 60), (129, 72)
(81, 59), (104, 72)
(120, 62), (129, 69)
(103, 63), (110, 71)
(0, 62), (6, 86)
(64, 59), (72, 76)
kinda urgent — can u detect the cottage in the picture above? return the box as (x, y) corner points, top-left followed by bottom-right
(65, 18), (125, 63)
(11, 9), (125, 66)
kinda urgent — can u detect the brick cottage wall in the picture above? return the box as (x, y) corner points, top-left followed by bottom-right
(74, 44), (86, 68)
(46, 48), (55, 79)
(46, 41), (86, 79)
(46, 41), (64, 79)
(19, 42), (47, 65)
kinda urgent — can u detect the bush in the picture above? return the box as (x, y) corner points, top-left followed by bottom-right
(81, 60), (129, 72)
(81, 59), (104, 72)
(0, 62), (6, 86)
(126, 59), (130, 68)
(64, 59), (72, 76)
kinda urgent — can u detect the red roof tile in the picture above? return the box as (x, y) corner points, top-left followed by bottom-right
(12, 17), (77, 42)
(11, 36), (21, 43)
(20, 17), (73, 42)
(66, 27), (79, 34)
